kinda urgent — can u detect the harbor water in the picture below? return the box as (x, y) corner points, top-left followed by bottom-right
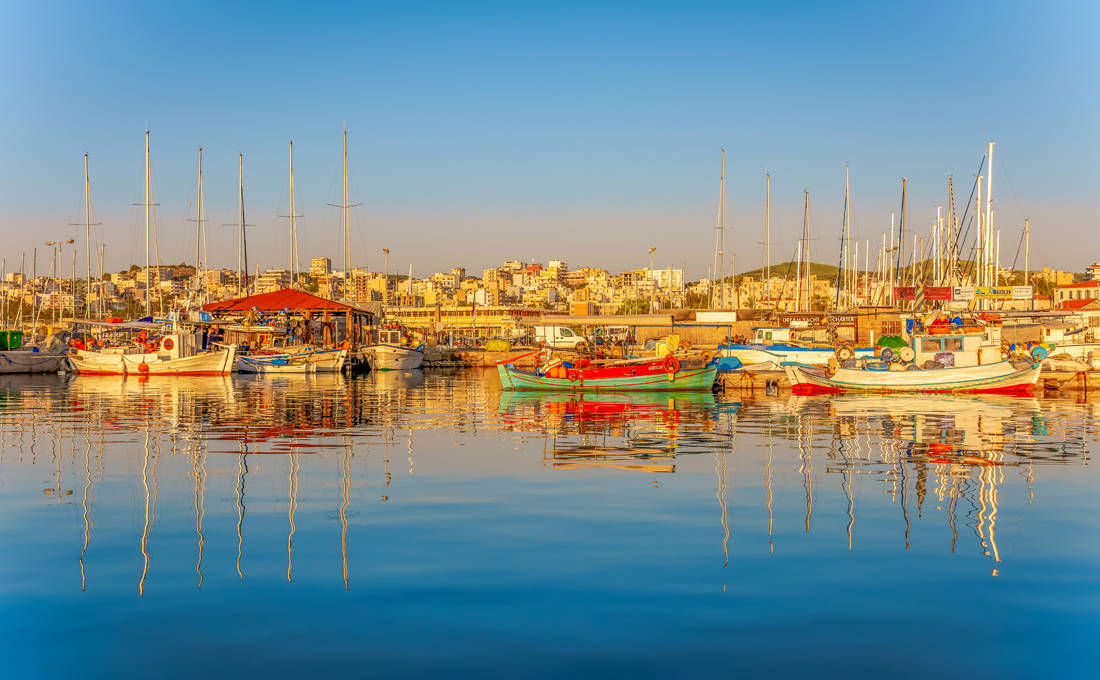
(0, 369), (1097, 677)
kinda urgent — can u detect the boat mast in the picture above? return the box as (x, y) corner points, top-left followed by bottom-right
(238, 154), (249, 297)
(82, 154), (93, 318)
(844, 165), (850, 308)
(290, 141), (299, 286)
(712, 149), (726, 309)
(895, 179), (906, 280)
(1024, 217), (1030, 310)
(343, 129), (350, 302)
(763, 173), (771, 307)
(985, 141), (995, 293)
(195, 148), (204, 276)
(144, 130), (151, 318)
(799, 190), (810, 312)
(947, 176), (955, 285)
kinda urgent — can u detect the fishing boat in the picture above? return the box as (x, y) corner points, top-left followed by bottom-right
(498, 353), (717, 391)
(366, 326), (424, 371)
(0, 332), (70, 374)
(236, 343), (347, 373)
(782, 358), (1041, 395)
(235, 352), (318, 374)
(70, 330), (236, 376)
(715, 327), (875, 368)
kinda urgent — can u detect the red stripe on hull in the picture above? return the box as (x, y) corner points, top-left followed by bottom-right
(792, 382), (1035, 396)
(74, 370), (229, 376)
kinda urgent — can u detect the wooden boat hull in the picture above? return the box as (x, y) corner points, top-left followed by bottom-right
(498, 363), (718, 391)
(236, 355), (318, 374)
(782, 359), (1041, 395)
(71, 345), (236, 376)
(367, 344), (424, 371)
(0, 350), (68, 374)
(296, 348), (347, 372)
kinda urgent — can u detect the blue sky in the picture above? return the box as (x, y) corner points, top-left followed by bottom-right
(1, 0), (1096, 278)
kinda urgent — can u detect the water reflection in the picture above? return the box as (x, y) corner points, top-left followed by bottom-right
(0, 370), (1094, 596)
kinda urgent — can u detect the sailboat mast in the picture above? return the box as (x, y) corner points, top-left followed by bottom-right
(238, 154), (248, 296)
(343, 129), (350, 302)
(844, 165), (850, 308)
(289, 141), (299, 285)
(196, 148), (203, 275)
(720, 148), (726, 308)
(144, 130), (151, 318)
(82, 153), (92, 318)
(763, 173), (771, 306)
(985, 142), (995, 292)
(895, 179), (906, 278)
(800, 190), (810, 312)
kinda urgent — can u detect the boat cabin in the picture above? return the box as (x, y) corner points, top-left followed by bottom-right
(910, 327), (1002, 367)
(376, 328), (406, 346)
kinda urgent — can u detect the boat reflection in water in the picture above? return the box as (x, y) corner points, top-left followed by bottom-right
(0, 366), (1095, 680)
(497, 390), (732, 473)
(770, 393), (1064, 572)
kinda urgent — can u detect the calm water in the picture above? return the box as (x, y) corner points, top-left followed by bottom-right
(0, 369), (1097, 678)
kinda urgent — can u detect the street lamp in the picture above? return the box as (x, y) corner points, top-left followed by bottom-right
(382, 248), (390, 305)
(648, 246), (656, 312)
(44, 239), (74, 322)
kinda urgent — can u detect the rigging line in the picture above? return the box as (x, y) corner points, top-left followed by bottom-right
(954, 157), (987, 282)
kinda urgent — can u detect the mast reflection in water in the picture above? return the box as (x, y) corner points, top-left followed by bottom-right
(0, 370), (1095, 677)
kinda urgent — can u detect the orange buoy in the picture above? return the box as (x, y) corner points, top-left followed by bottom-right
(162, 338), (174, 350)
(138, 362), (150, 374)
(663, 355), (680, 373)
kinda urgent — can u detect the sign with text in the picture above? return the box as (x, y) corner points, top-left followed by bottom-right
(894, 287), (916, 301)
(924, 286), (952, 301)
(975, 286), (1013, 300)
(952, 286), (975, 301)
(1012, 286), (1033, 300)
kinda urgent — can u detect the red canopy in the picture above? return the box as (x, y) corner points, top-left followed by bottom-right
(202, 288), (362, 313)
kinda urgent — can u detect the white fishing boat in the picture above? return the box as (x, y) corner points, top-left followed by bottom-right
(70, 331), (235, 376)
(255, 345), (348, 372)
(366, 327), (423, 371)
(716, 327), (875, 367)
(235, 353), (318, 374)
(782, 358), (1041, 395)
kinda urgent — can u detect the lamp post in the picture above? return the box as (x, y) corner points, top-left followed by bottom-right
(648, 246), (657, 312)
(382, 248), (390, 305)
(44, 239), (74, 323)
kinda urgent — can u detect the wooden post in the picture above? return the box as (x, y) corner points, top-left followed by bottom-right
(323, 310), (332, 347)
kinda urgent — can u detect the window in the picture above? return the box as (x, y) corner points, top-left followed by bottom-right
(560, 328), (575, 337)
(943, 337), (963, 352)
(921, 338), (941, 352)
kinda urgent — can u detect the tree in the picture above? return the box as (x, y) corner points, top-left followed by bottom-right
(685, 292), (709, 309)
(616, 298), (650, 315)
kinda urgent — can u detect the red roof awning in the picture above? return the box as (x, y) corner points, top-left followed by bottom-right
(202, 288), (365, 313)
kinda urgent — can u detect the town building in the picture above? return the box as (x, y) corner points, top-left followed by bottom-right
(1055, 281), (1100, 308)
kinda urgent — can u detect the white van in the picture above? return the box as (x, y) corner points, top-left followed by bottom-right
(535, 325), (588, 350)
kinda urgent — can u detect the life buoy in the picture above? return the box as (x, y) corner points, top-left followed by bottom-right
(663, 355), (680, 373)
(138, 362), (150, 374)
(162, 338), (174, 350)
